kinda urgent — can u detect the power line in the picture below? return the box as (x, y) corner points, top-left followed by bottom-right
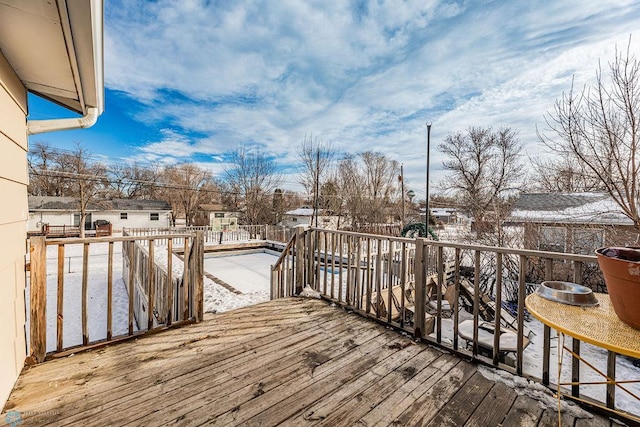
(30, 169), (315, 197)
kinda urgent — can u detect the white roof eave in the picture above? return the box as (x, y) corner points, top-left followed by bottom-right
(0, 0), (104, 116)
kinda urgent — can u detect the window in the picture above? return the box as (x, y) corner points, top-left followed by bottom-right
(150, 213), (159, 221)
(120, 212), (128, 220)
(73, 213), (92, 230)
(539, 226), (566, 253)
(214, 213), (224, 218)
(573, 229), (603, 255)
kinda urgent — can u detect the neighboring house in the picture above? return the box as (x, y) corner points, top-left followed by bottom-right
(431, 208), (470, 225)
(507, 192), (638, 254)
(0, 0), (104, 408)
(28, 196), (172, 233)
(279, 207), (341, 229)
(199, 203), (239, 231)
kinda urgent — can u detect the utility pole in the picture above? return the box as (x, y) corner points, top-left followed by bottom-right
(425, 122), (432, 235)
(314, 148), (320, 227)
(400, 164), (405, 229)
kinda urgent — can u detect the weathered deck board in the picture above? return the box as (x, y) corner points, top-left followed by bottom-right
(501, 395), (544, 426)
(424, 371), (495, 426)
(1, 298), (617, 426)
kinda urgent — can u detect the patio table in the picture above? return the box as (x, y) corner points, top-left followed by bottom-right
(526, 292), (640, 422)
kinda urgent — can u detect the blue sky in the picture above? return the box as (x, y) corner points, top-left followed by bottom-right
(27, 0), (640, 198)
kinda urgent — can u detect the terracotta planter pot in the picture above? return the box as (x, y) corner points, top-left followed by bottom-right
(596, 247), (640, 330)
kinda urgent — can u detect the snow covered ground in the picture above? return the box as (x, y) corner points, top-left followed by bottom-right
(28, 242), (640, 417)
(202, 249), (275, 312)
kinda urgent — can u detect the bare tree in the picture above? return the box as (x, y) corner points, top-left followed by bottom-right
(55, 143), (108, 237)
(529, 155), (605, 192)
(334, 152), (400, 229)
(106, 163), (161, 199)
(296, 134), (336, 227)
(160, 163), (215, 226)
(336, 154), (365, 227)
(539, 40), (640, 234)
(28, 141), (66, 196)
(223, 147), (283, 225)
(361, 151), (400, 224)
(439, 127), (524, 239)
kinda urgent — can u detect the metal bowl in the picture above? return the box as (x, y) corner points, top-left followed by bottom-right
(535, 281), (599, 306)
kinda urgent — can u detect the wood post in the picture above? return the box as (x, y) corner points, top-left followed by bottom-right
(147, 240), (155, 330)
(295, 226), (305, 295)
(107, 241), (113, 340)
(82, 243), (89, 345)
(56, 244), (65, 352)
(414, 238), (426, 339)
(183, 237), (190, 321)
(128, 241), (135, 335)
(167, 239), (173, 326)
(194, 231), (204, 321)
(30, 236), (47, 363)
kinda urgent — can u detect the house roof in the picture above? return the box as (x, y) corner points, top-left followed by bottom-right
(0, 0), (104, 115)
(284, 207), (333, 216)
(29, 196), (171, 212)
(509, 192), (634, 225)
(432, 208), (456, 216)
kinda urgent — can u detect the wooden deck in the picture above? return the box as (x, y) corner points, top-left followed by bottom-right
(2, 298), (616, 426)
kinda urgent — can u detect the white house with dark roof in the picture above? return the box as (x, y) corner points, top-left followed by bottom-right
(28, 196), (172, 232)
(507, 192), (638, 254)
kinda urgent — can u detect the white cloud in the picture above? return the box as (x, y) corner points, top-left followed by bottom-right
(102, 0), (640, 192)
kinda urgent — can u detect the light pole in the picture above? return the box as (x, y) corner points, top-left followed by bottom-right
(425, 122), (432, 234)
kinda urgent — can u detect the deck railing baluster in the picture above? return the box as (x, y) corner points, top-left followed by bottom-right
(517, 254), (526, 376)
(167, 238), (173, 325)
(81, 243), (89, 346)
(57, 244), (65, 351)
(107, 241), (113, 340)
(472, 250), (480, 356)
(492, 252), (502, 365)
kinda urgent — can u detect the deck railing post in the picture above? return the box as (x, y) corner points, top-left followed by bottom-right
(194, 231), (205, 321)
(29, 236), (47, 363)
(414, 238), (426, 339)
(295, 226), (305, 295)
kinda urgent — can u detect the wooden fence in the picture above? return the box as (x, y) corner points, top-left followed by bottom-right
(28, 232), (204, 363)
(123, 225), (295, 245)
(42, 224), (81, 237)
(268, 228), (639, 420)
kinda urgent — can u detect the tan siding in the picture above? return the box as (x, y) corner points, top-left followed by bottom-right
(0, 132), (28, 184)
(0, 222), (27, 407)
(0, 50), (26, 113)
(0, 62), (27, 409)
(0, 83), (27, 151)
(0, 178), (28, 225)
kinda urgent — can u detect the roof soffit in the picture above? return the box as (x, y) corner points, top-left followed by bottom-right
(0, 0), (103, 115)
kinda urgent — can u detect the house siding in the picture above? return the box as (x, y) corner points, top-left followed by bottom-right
(0, 51), (28, 408)
(95, 210), (171, 231)
(28, 210), (172, 233)
(521, 222), (639, 253)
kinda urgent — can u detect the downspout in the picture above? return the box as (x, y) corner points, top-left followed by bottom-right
(26, 107), (99, 135)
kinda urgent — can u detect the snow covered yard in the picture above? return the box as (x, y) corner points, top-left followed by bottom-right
(202, 249), (275, 312)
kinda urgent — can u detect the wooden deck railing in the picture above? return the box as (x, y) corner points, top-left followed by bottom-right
(123, 225), (272, 245)
(269, 227), (640, 420)
(42, 224), (81, 237)
(28, 232), (204, 363)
